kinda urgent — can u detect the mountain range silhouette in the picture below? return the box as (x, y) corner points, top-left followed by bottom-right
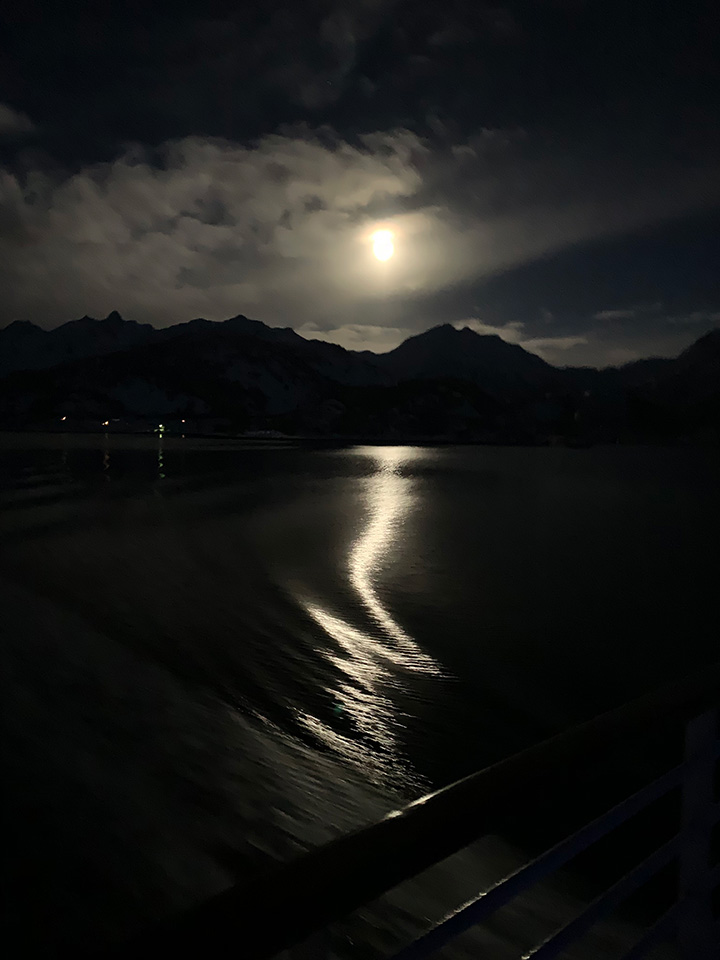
(1, 313), (718, 442)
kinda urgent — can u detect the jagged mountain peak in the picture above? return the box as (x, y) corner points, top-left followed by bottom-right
(378, 321), (554, 398)
(1, 319), (43, 333)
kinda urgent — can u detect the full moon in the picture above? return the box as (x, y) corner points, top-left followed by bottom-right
(372, 229), (394, 261)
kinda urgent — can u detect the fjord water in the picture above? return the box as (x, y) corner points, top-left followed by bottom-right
(1, 434), (718, 953)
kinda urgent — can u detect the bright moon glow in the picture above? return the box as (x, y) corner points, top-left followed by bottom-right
(372, 229), (394, 261)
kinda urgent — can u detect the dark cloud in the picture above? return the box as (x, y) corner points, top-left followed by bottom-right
(2, 110), (718, 367)
(594, 309), (638, 321)
(0, 103), (35, 137)
(0, 1), (718, 365)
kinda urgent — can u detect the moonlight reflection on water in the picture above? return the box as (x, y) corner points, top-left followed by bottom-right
(299, 447), (441, 782)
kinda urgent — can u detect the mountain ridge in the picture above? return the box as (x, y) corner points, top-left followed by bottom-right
(0, 311), (718, 442)
(2, 309), (707, 374)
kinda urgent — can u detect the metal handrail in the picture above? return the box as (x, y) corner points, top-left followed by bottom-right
(620, 903), (683, 960)
(389, 767), (683, 960)
(526, 839), (678, 960)
(116, 660), (720, 958)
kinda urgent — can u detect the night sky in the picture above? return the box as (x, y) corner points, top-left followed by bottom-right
(1, 0), (718, 366)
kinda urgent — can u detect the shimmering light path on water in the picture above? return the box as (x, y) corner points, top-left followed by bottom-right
(299, 447), (441, 781)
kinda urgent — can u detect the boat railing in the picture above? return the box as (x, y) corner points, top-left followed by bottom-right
(119, 661), (720, 959)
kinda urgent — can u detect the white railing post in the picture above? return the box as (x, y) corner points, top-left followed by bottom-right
(678, 708), (717, 960)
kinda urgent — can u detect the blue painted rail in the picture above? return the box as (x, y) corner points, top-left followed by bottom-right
(390, 711), (717, 960)
(115, 663), (720, 959)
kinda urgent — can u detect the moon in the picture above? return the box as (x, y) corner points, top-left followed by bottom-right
(372, 229), (394, 261)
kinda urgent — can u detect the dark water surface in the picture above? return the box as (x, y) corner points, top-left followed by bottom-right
(1, 434), (717, 954)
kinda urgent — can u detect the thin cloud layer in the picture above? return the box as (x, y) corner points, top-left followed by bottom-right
(456, 318), (588, 366)
(0, 103), (35, 137)
(594, 309), (638, 321)
(1, 118), (720, 366)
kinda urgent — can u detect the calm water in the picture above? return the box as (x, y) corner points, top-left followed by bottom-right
(1, 434), (717, 954)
